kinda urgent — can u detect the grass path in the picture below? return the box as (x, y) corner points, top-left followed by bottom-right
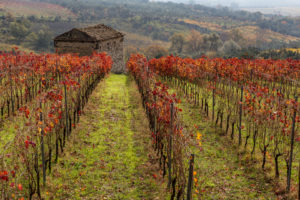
(43, 74), (166, 199)
(168, 88), (278, 200)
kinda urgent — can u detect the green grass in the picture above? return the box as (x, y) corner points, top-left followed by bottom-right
(0, 121), (17, 150)
(163, 78), (299, 198)
(42, 74), (167, 199)
(166, 82), (280, 200)
(178, 99), (277, 199)
(0, 111), (27, 151)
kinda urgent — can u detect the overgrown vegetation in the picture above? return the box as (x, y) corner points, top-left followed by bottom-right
(0, 14), (54, 52)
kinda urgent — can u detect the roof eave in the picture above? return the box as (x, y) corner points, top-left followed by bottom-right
(54, 39), (97, 42)
(96, 34), (125, 42)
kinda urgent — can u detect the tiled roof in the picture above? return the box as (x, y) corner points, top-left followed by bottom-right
(54, 24), (124, 42)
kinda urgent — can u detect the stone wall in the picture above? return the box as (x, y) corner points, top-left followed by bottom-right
(55, 41), (96, 56)
(98, 37), (125, 74)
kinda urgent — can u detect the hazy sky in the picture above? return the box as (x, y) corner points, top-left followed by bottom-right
(151, 0), (300, 7)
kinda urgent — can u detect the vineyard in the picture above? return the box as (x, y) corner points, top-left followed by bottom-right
(0, 49), (299, 199)
(0, 49), (111, 199)
(128, 54), (300, 199)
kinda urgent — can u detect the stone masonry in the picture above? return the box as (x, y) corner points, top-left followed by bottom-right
(54, 24), (125, 74)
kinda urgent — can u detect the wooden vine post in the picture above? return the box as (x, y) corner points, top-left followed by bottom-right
(35, 152), (41, 198)
(168, 102), (174, 189)
(212, 88), (215, 122)
(64, 82), (69, 136)
(39, 103), (46, 186)
(287, 96), (298, 192)
(9, 65), (15, 115)
(186, 154), (195, 200)
(298, 160), (300, 200)
(154, 95), (158, 150)
(238, 85), (244, 146)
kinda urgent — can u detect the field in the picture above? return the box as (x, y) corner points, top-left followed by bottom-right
(0, 50), (299, 199)
(0, 0), (76, 19)
(123, 31), (170, 50)
(178, 19), (224, 32)
(179, 18), (300, 45)
(285, 48), (300, 53)
(236, 26), (300, 43)
(0, 43), (34, 53)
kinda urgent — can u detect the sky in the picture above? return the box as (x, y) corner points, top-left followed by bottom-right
(150, 0), (300, 7)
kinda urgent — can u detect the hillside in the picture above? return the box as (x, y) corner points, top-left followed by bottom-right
(0, 0), (299, 59)
(0, 0), (76, 19)
(179, 19), (300, 44)
(0, 43), (34, 53)
(241, 7), (300, 17)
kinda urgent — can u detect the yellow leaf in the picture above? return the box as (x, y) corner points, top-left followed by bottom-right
(194, 178), (198, 183)
(38, 127), (42, 133)
(196, 132), (202, 140)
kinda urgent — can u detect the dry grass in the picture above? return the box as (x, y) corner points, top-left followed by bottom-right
(124, 31), (170, 50)
(0, 0), (76, 19)
(178, 18), (224, 32)
(235, 26), (300, 43)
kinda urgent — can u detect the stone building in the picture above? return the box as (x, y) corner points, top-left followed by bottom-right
(54, 24), (125, 73)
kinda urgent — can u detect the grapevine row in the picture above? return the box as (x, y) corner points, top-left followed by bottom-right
(0, 51), (112, 199)
(149, 55), (300, 194)
(128, 54), (200, 199)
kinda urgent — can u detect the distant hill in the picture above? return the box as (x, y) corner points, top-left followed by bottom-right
(0, 0), (76, 19)
(241, 7), (300, 17)
(0, 0), (299, 58)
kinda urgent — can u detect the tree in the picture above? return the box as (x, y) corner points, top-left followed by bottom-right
(9, 22), (30, 44)
(4, 12), (15, 23)
(185, 30), (203, 56)
(202, 34), (211, 52)
(169, 33), (185, 54)
(54, 16), (62, 22)
(220, 39), (241, 57)
(24, 26), (53, 52)
(255, 27), (267, 48)
(208, 33), (223, 51)
(229, 28), (245, 46)
(145, 45), (168, 59)
(33, 30), (53, 51)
